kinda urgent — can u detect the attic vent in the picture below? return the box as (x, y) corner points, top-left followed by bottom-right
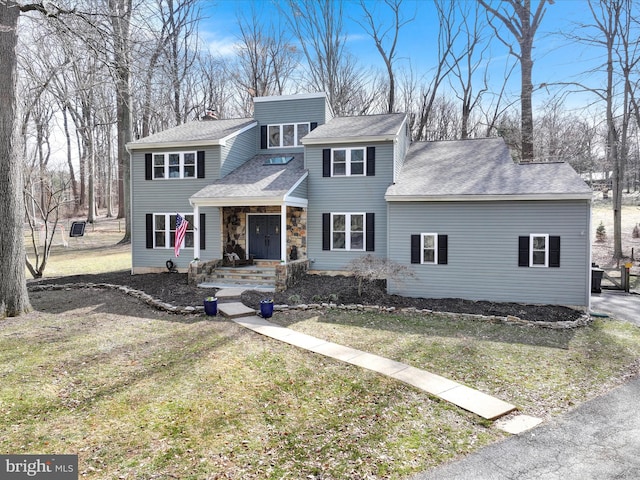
(263, 156), (294, 165)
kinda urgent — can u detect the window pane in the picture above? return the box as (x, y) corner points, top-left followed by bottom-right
(185, 232), (194, 248)
(184, 153), (195, 164)
(423, 235), (435, 249)
(532, 251), (546, 265)
(155, 232), (165, 247)
(351, 215), (363, 231)
(154, 167), (165, 178)
(154, 154), (164, 165)
(169, 154), (180, 165)
(334, 150), (346, 162)
(333, 163), (346, 175)
(351, 232), (364, 250)
(155, 215), (165, 230)
(269, 126), (280, 147)
(333, 215), (345, 231)
(184, 165), (195, 177)
(170, 215), (177, 230)
(333, 233), (345, 249)
(423, 249), (435, 263)
(532, 236), (546, 250)
(351, 162), (364, 175)
(282, 124), (295, 146)
(297, 123), (309, 144)
(351, 149), (364, 162)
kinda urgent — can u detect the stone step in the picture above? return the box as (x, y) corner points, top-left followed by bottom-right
(217, 301), (257, 319)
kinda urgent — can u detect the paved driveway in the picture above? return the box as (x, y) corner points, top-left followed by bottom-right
(591, 290), (640, 325)
(412, 375), (640, 480)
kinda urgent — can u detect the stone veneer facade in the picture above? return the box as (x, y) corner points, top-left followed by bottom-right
(221, 206), (307, 261)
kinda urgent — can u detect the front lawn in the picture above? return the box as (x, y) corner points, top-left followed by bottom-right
(3, 287), (640, 478)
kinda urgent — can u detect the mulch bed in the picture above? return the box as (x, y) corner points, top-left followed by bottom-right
(29, 270), (583, 323)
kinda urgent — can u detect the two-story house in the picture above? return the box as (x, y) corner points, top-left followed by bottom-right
(127, 92), (593, 308)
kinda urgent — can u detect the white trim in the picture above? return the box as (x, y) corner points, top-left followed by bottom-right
(330, 212), (366, 251)
(193, 205), (200, 260)
(529, 233), (549, 268)
(330, 147), (366, 177)
(385, 193), (594, 202)
(420, 233), (438, 264)
(152, 151), (197, 179)
(253, 92), (327, 103)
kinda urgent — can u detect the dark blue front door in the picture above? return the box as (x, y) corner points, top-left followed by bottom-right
(248, 215), (281, 260)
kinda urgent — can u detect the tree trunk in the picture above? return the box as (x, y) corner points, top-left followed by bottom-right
(0, 2), (32, 317)
(520, 38), (535, 162)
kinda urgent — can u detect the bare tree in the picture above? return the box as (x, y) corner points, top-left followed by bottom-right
(357, 0), (414, 113)
(282, 0), (370, 115)
(478, 0), (551, 162)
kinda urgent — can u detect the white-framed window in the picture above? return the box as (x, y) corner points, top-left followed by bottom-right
(332, 147), (366, 176)
(331, 213), (365, 251)
(421, 233), (438, 264)
(153, 152), (196, 179)
(530, 234), (548, 267)
(267, 123), (310, 148)
(153, 213), (194, 249)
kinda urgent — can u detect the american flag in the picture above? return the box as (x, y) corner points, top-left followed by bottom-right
(174, 213), (189, 257)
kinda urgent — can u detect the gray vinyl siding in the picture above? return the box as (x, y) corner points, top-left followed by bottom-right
(220, 125), (257, 177)
(386, 200), (591, 307)
(255, 96), (330, 154)
(131, 147), (223, 270)
(289, 177), (308, 199)
(306, 142), (395, 270)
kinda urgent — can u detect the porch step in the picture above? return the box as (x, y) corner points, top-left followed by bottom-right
(201, 266), (276, 287)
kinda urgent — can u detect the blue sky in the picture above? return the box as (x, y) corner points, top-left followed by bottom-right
(201, 0), (604, 109)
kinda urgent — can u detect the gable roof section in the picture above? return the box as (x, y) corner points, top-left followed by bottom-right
(386, 137), (593, 201)
(302, 113), (406, 145)
(189, 154), (308, 207)
(127, 118), (256, 150)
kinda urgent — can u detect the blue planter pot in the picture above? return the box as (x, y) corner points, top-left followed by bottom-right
(260, 300), (274, 318)
(204, 298), (218, 316)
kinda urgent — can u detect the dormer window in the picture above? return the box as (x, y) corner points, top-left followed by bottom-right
(267, 123), (310, 148)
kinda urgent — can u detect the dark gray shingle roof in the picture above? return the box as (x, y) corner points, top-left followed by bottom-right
(128, 118), (255, 148)
(303, 113), (406, 143)
(190, 154), (306, 202)
(386, 138), (592, 199)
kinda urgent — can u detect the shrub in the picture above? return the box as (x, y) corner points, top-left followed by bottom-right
(596, 222), (607, 242)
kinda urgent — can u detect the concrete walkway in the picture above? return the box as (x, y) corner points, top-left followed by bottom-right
(218, 302), (517, 422)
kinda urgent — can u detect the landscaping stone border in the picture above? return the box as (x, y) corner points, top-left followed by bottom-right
(28, 283), (592, 329)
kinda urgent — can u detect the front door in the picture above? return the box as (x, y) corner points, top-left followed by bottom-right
(248, 215), (281, 260)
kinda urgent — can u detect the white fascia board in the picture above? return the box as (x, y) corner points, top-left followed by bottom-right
(219, 121), (258, 144)
(283, 196), (308, 208)
(127, 140), (223, 151)
(385, 193), (594, 202)
(253, 92), (327, 103)
(302, 135), (396, 146)
(190, 196), (285, 207)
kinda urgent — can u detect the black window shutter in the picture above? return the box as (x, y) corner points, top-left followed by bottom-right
(146, 214), (154, 248)
(200, 213), (206, 250)
(197, 151), (205, 178)
(549, 236), (560, 267)
(518, 236), (530, 267)
(366, 146), (375, 176)
(366, 213), (375, 251)
(322, 213), (331, 250)
(411, 235), (420, 264)
(261, 125), (267, 149)
(322, 149), (331, 177)
(437, 234), (448, 265)
(310, 122), (318, 131)
(145, 153), (153, 180)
